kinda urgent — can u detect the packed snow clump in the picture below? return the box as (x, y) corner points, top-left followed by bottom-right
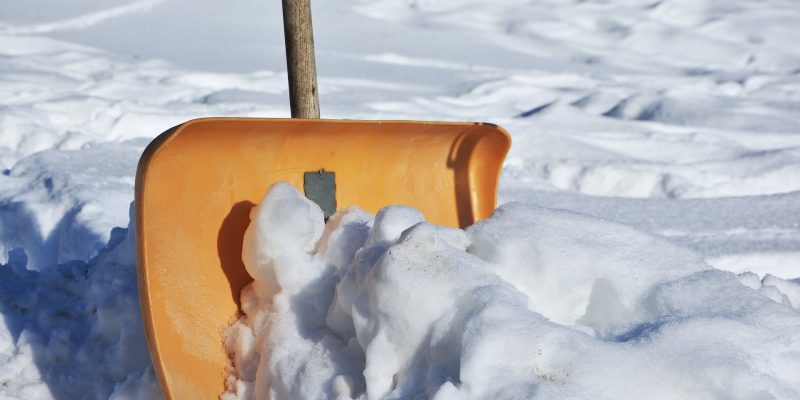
(223, 183), (800, 399)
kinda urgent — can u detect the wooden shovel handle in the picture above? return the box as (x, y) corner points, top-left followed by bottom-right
(283, 0), (320, 119)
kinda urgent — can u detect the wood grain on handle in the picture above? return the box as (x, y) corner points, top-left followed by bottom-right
(283, 0), (320, 119)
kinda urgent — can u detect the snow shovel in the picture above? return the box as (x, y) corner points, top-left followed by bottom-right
(135, 1), (510, 398)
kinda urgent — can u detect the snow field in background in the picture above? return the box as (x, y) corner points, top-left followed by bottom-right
(1, 0), (799, 272)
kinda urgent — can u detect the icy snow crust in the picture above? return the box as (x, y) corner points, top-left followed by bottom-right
(223, 183), (800, 399)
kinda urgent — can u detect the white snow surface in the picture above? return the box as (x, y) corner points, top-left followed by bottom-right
(223, 183), (800, 399)
(0, 0), (799, 398)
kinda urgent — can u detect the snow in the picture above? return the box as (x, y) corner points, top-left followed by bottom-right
(0, 0), (799, 398)
(0, 205), (161, 399)
(223, 183), (800, 399)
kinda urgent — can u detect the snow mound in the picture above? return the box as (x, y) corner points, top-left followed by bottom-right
(0, 204), (162, 399)
(223, 183), (800, 399)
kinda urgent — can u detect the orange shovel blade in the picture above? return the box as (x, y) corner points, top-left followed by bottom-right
(135, 118), (510, 398)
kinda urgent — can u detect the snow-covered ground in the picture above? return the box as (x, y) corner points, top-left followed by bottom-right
(1, 0), (799, 398)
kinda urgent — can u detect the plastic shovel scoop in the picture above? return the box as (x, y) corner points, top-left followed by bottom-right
(136, 118), (509, 398)
(134, 1), (511, 399)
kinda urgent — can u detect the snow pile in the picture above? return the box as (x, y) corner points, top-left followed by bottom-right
(223, 183), (800, 399)
(0, 141), (147, 268)
(0, 205), (162, 399)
